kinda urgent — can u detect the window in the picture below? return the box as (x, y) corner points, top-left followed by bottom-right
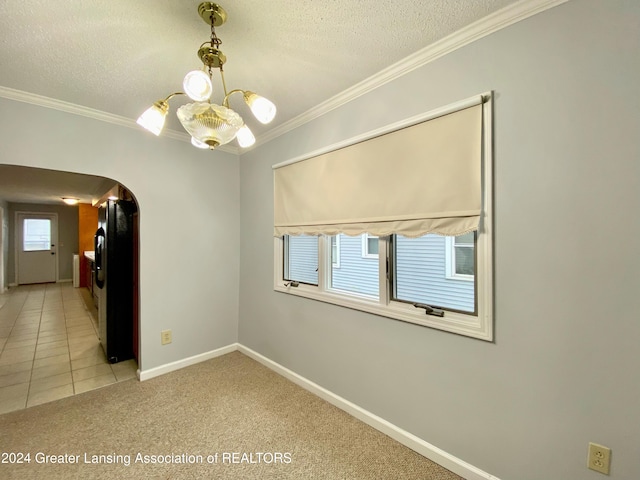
(361, 234), (379, 258)
(331, 234), (379, 298)
(23, 219), (51, 251)
(331, 235), (340, 268)
(273, 94), (493, 340)
(275, 229), (491, 339)
(394, 234), (475, 313)
(445, 233), (475, 281)
(284, 234), (318, 285)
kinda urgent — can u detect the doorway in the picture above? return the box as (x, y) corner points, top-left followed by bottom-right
(16, 212), (58, 284)
(0, 205), (5, 292)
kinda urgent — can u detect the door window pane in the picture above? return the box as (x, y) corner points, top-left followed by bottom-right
(23, 219), (51, 251)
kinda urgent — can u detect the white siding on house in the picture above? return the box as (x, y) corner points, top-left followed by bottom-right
(331, 234), (378, 296)
(327, 233), (475, 310)
(285, 235), (318, 284)
(395, 235), (474, 312)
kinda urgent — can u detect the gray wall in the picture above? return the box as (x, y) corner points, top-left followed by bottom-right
(238, 1), (640, 479)
(0, 97), (240, 373)
(7, 202), (78, 282)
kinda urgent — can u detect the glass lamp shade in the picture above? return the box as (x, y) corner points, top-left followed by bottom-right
(236, 124), (256, 148)
(191, 137), (210, 149)
(244, 91), (276, 124)
(136, 100), (169, 136)
(177, 102), (244, 148)
(183, 70), (213, 101)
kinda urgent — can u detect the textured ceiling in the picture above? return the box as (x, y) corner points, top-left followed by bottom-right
(0, 0), (519, 203)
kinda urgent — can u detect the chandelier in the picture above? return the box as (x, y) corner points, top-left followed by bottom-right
(136, 2), (276, 150)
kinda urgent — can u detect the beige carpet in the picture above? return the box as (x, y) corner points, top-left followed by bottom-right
(0, 351), (462, 479)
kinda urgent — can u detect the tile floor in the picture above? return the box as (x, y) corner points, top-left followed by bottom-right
(0, 282), (137, 415)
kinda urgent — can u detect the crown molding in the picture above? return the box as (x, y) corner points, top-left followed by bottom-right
(0, 85), (238, 154)
(255, 0), (568, 148)
(0, 0), (567, 156)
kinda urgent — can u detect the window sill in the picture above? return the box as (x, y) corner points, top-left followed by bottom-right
(274, 281), (492, 341)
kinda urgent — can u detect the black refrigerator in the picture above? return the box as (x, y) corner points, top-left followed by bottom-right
(94, 200), (136, 363)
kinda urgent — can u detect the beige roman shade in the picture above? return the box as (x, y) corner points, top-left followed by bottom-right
(274, 100), (484, 238)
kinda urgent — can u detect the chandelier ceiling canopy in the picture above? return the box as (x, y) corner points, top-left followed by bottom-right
(137, 2), (276, 150)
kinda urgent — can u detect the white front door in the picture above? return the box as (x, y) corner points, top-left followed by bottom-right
(17, 212), (58, 284)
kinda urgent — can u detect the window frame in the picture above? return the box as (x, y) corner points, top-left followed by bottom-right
(361, 233), (379, 259)
(331, 235), (341, 269)
(273, 94), (493, 341)
(445, 235), (475, 282)
(283, 234), (319, 286)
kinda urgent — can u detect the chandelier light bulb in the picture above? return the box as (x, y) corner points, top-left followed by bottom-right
(236, 124), (256, 148)
(244, 92), (276, 124)
(183, 70), (213, 102)
(136, 101), (169, 136)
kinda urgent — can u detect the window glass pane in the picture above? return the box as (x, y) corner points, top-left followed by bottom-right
(367, 236), (379, 255)
(23, 219), (51, 251)
(331, 236), (338, 266)
(331, 233), (378, 298)
(455, 232), (474, 245)
(284, 235), (318, 285)
(394, 234), (475, 313)
(455, 245), (474, 275)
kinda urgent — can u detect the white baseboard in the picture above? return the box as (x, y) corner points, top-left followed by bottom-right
(138, 342), (500, 480)
(238, 344), (501, 480)
(138, 343), (238, 381)
(57, 278), (72, 283)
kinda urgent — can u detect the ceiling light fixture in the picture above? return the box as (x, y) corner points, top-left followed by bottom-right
(62, 198), (79, 205)
(136, 2), (276, 150)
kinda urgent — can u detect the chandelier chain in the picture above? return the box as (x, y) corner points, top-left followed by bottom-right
(210, 14), (222, 49)
(209, 12), (227, 94)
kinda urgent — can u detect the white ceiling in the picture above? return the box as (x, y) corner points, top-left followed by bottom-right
(0, 0), (520, 204)
(0, 166), (116, 206)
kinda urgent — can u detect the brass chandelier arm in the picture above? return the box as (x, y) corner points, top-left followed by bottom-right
(222, 89), (246, 108)
(162, 92), (186, 103)
(151, 92), (186, 115)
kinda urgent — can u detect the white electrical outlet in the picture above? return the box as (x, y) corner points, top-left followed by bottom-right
(161, 329), (172, 345)
(587, 442), (611, 475)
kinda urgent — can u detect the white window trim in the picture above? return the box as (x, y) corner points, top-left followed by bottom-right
(445, 236), (474, 282)
(331, 235), (341, 269)
(361, 234), (379, 259)
(273, 93), (493, 341)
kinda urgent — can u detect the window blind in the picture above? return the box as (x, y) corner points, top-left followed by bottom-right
(274, 99), (484, 238)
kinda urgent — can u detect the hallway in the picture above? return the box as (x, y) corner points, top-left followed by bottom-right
(0, 283), (137, 414)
